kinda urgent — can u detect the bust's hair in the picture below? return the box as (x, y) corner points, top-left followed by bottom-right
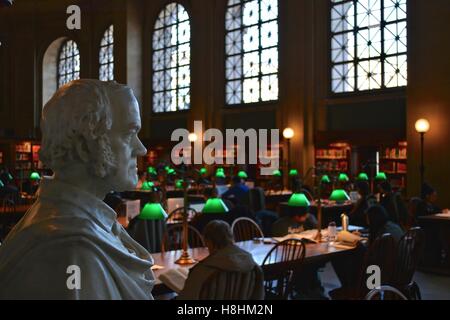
(39, 79), (131, 178)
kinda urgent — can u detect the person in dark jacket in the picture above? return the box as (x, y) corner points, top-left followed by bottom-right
(177, 220), (264, 300)
(416, 182), (442, 217)
(271, 206), (317, 237)
(222, 176), (250, 205)
(349, 181), (377, 227)
(366, 205), (404, 244)
(378, 181), (408, 227)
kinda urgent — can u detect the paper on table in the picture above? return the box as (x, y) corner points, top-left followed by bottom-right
(273, 229), (326, 244)
(336, 230), (362, 246)
(436, 212), (450, 217)
(158, 267), (190, 293)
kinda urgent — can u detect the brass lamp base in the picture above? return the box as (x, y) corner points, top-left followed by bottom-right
(175, 250), (196, 265)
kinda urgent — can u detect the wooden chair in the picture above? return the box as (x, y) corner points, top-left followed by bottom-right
(161, 224), (205, 252)
(392, 227), (424, 299)
(261, 238), (306, 300)
(1, 193), (16, 213)
(166, 207), (198, 224)
(199, 266), (262, 300)
(231, 217), (264, 242)
(365, 285), (408, 300)
(329, 233), (397, 300)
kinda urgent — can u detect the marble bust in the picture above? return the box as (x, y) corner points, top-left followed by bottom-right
(0, 79), (155, 299)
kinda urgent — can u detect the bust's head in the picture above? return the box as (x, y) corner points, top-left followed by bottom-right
(39, 79), (147, 193)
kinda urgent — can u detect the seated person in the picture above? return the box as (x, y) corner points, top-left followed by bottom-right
(222, 176), (250, 205)
(177, 220), (264, 300)
(378, 181), (408, 226)
(416, 182), (442, 217)
(271, 208), (325, 299)
(331, 205), (404, 295)
(271, 206), (317, 237)
(366, 204), (405, 244)
(348, 181), (377, 227)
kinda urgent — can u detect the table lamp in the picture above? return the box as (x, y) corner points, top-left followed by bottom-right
(357, 173), (369, 181)
(272, 169), (282, 177)
(202, 198), (229, 214)
(338, 173), (349, 183)
(321, 175), (331, 184)
(238, 171), (248, 179)
(289, 169), (299, 177)
(141, 181), (154, 191)
(329, 189), (350, 203)
(375, 172), (387, 181)
(30, 171), (41, 181)
(287, 193), (310, 207)
(138, 203), (168, 220)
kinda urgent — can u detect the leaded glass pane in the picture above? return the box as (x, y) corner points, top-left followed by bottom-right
(330, 0), (407, 93)
(152, 3), (191, 112)
(57, 39), (80, 88)
(225, 0), (279, 105)
(99, 25), (114, 81)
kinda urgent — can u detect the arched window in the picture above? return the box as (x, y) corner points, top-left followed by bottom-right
(99, 25), (114, 81)
(330, 0), (407, 93)
(152, 3), (191, 113)
(57, 39), (80, 88)
(225, 0), (279, 105)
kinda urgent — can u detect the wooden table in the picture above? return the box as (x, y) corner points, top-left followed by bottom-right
(151, 239), (357, 295)
(418, 213), (450, 275)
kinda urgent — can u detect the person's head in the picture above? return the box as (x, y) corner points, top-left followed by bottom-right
(289, 207), (309, 224)
(232, 176), (243, 185)
(356, 181), (370, 197)
(203, 220), (234, 253)
(39, 79), (147, 194)
(366, 205), (389, 242)
(421, 182), (437, 203)
(378, 181), (392, 194)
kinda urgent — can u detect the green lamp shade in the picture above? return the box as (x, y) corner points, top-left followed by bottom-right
(138, 203), (168, 220)
(321, 175), (331, 184)
(141, 181), (154, 191)
(289, 169), (299, 177)
(168, 169), (176, 175)
(272, 169), (282, 177)
(200, 168), (207, 175)
(164, 166), (170, 172)
(288, 193), (311, 207)
(30, 172), (41, 180)
(7, 173), (13, 181)
(357, 173), (369, 181)
(338, 173), (349, 182)
(329, 189), (350, 202)
(375, 172), (387, 181)
(147, 166), (157, 175)
(202, 198), (229, 214)
(175, 179), (184, 189)
(215, 171), (226, 179)
(237, 171), (248, 179)
(0, 180), (4, 188)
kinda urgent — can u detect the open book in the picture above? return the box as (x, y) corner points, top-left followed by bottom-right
(158, 267), (190, 293)
(272, 229), (326, 244)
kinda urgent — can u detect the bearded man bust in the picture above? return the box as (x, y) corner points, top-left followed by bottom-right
(0, 79), (155, 299)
